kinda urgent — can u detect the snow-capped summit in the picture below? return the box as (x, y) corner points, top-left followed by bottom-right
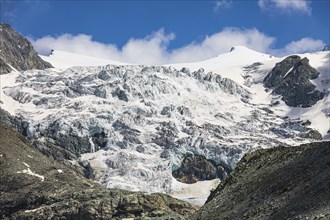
(40, 50), (130, 69)
(169, 45), (273, 70)
(167, 45), (274, 85)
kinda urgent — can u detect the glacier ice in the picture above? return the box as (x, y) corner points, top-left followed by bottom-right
(1, 63), (325, 202)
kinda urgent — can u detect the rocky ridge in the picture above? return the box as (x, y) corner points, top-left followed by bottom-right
(0, 23), (53, 74)
(322, 44), (330, 51)
(263, 55), (324, 107)
(192, 141), (330, 220)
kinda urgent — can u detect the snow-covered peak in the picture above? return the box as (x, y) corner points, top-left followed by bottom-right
(166, 46), (274, 85)
(39, 50), (130, 69)
(39, 46), (273, 86)
(228, 45), (260, 52)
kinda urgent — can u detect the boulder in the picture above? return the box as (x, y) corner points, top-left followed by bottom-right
(264, 56), (324, 107)
(172, 154), (231, 183)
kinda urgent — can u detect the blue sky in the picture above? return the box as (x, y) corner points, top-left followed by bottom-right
(1, 0), (329, 64)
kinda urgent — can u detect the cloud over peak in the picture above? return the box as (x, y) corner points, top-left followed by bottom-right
(30, 27), (324, 65)
(271, 38), (325, 56)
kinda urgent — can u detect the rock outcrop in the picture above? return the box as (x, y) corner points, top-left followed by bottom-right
(263, 55), (324, 107)
(0, 23), (53, 74)
(0, 122), (197, 219)
(191, 141), (330, 220)
(172, 154), (232, 183)
(322, 44), (330, 51)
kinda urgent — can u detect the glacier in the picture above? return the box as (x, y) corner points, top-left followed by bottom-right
(1, 46), (329, 205)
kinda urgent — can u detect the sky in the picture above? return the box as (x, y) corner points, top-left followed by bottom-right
(0, 0), (329, 65)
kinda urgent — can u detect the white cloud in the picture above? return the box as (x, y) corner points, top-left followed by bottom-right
(258, 0), (311, 15)
(121, 29), (175, 65)
(30, 28), (324, 65)
(30, 34), (119, 58)
(30, 29), (175, 65)
(271, 38), (325, 56)
(169, 27), (275, 63)
(214, 0), (232, 11)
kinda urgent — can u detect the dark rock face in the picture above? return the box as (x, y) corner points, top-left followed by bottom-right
(172, 154), (232, 183)
(92, 131), (107, 149)
(0, 58), (13, 74)
(112, 88), (129, 102)
(0, 108), (91, 176)
(264, 55), (324, 107)
(264, 55), (301, 88)
(0, 108), (25, 133)
(0, 23), (53, 74)
(191, 142), (330, 220)
(0, 122), (198, 219)
(322, 44), (330, 51)
(40, 119), (92, 156)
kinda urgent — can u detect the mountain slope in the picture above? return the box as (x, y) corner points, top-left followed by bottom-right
(191, 141), (330, 220)
(0, 61), (325, 204)
(1, 32), (329, 205)
(0, 120), (197, 219)
(0, 23), (53, 74)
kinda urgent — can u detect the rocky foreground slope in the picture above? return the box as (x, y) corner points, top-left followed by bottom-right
(0, 117), (197, 220)
(192, 141), (330, 220)
(0, 23), (53, 74)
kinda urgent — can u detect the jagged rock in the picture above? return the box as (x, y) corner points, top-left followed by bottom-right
(154, 122), (178, 148)
(264, 55), (302, 88)
(218, 78), (250, 98)
(0, 23), (53, 74)
(177, 106), (192, 117)
(0, 59), (12, 74)
(299, 129), (322, 140)
(45, 131), (91, 156)
(264, 55), (324, 107)
(161, 105), (175, 116)
(322, 44), (330, 51)
(0, 122), (198, 219)
(214, 112), (234, 121)
(172, 154), (232, 183)
(112, 88), (129, 102)
(113, 120), (142, 146)
(0, 108), (24, 132)
(192, 142), (330, 219)
(92, 131), (107, 149)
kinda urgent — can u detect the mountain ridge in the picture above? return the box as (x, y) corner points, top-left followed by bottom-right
(0, 23), (53, 74)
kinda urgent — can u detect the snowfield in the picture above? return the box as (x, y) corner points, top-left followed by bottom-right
(1, 46), (329, 205)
